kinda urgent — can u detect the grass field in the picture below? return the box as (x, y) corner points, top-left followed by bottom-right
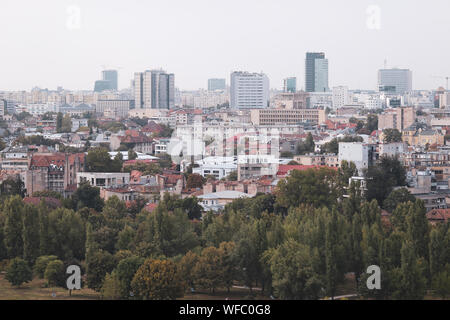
(0, 273), (100, 300)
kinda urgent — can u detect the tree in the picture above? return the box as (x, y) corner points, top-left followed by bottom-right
(60, 114), (72, 133)
(44, 260), (65, 287)
(6, 258), (32, 287)
(365, 114), (378, 132)
(275, 168), (338, 211)
(383, 188), (416, 212)
(264, 239), (323, 300)
(111, 152), (124, 172)
(364, 156), (407, 205)
(128, 149), (138, 161)
(296, 133), (315, 155)
(115, 256), (144, 299)
(101, 271), (123, 300)
(86, 250), (116, 291)
(393, 242), (426, 299)
(179, 251), (200, 290)
(86, 147), (117, 172)
(383, 129), (403, 143)
(432, 268), (450, 299)
(193, 246), (223, 293)
(33, 255), (58, 278)
(4, 196), (25, 258)
(131, 259), (184, 300)
(70, 181), (104, 212)
(22, 204), (40, 264)
(186, 173), (205, 189)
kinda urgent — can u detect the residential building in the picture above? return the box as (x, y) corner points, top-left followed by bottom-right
(338, 143), (377, 173)
(378, 107), (415, 131)
(77, 172), (130, 188)
(332, 86), (349, 109)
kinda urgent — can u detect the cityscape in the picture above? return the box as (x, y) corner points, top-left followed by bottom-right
(0, 0), (449, 307)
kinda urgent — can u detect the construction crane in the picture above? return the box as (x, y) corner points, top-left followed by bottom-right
(431, 75), (450, 91)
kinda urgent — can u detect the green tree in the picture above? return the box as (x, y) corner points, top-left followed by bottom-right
(383, 128), (403, 143)
(264, 239), (323, 300)
(101, 271), (123, 300)
(86, 147), (117, 172)
(4, 196), (25, 258)
(115, 256), (144, 298)
(86, 250), (116, 291)
(128, 149), (138, 161)
(44, 259), (65, 287)
(22, 204), (40, 264)
(383, 188), (416, 212)
(296, 132), (315, 155)
(131, 259), (184, 300)
(6, 258), (32, 287)
(275, 168), (338, 211)
(364, 156), (407, 205)
(33, 255), (58, 278)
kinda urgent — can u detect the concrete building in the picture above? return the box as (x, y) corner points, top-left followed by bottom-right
(250, 108), (327, 125)
(332, 86), (349, 109)
(338, 143), (377, 173)
(378, 68), (412, 94)
(96, 99), (134, 118)
(230, 71), (270, 109)
(192, 156), (237, 180)
(378, 107), (415, 131)
(77, 172), (130, 188)
(199, 190), (252, 212)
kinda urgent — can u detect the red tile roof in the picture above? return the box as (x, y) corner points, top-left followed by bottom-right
(426, 209), (450, 223)
(23, 197), (61, 209)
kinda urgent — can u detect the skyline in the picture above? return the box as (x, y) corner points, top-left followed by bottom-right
(0, 0), (449, 91)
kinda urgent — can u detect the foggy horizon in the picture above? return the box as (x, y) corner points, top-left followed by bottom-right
(0, 0), (449, 92)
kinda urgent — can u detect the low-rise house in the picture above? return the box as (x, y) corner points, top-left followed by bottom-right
(198, 190), (252, 212)
(77, 172), (130, 188)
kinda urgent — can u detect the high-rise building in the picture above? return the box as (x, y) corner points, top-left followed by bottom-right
(102, 70), (118, 91)
(230, 71), (270, 109)
(305, 52), (329, 92)
(283, 77), (297, 93)
(208, 78), (226, 91)
(332, 86), (349, 109)
(134, 70), (175, 109)
(378, 68), (412, 94)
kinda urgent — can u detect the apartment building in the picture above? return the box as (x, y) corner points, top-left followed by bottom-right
(250, 108), (327, 125)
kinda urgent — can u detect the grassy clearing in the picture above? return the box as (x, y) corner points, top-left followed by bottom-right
(0, 273), (100, 300)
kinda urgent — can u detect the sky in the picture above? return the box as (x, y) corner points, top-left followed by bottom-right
(0, 0), (449, 92)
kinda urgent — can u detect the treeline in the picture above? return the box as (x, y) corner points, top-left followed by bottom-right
(0, 164), (449, 299)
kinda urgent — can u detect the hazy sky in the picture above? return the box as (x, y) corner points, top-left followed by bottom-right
(0, 0), (449, 92)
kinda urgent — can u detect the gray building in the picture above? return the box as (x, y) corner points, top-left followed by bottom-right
(305, 52), (329, 93)
(230, 71), (269, 109)
(208, 78), (226, 91)
(283, 77), (297, 93)
(378, 68), (412, 94)
(102, 70), (118, 91)
(134, 69), (175, 109)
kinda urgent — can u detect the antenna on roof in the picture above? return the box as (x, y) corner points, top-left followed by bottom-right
(384, 59), (387, 69)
